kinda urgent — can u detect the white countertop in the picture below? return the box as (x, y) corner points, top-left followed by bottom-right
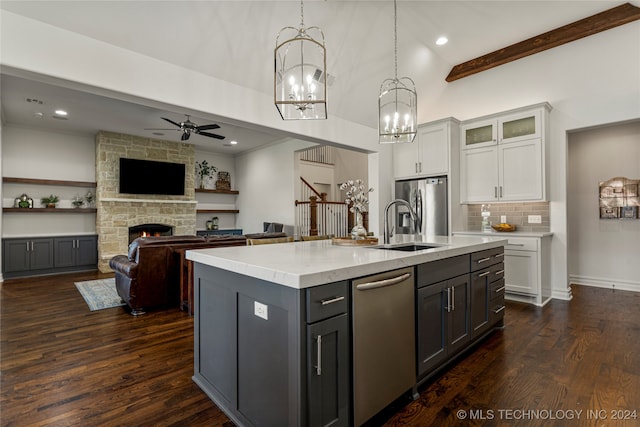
(186, 234), (508, 289)
(453, 230), (554, 238)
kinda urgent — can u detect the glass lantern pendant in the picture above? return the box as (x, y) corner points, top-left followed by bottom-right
(379, 0), (417, 143)
(275, 0), (327, 120)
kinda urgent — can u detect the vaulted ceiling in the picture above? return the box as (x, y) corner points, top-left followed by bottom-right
(1, 1), (635, 153)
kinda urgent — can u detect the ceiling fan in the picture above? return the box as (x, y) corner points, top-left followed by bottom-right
(146, 115), (225, 141)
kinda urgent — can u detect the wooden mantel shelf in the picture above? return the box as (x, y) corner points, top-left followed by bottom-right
(196, 209), (239, 214)
(3, 177), (96, 188)
(195, 188), (239, 195)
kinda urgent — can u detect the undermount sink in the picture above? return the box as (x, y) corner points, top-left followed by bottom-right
(371, 243), (445, 252)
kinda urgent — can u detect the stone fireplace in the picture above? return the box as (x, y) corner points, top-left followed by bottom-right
(95, 131), (197, 272)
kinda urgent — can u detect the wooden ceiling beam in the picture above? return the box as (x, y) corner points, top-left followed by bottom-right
(446, 2), (640, 82)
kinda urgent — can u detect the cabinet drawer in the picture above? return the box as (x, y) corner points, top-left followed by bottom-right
(306, 281), (348, 323)
(490, 263), (505, 283)
(471, 247), (503, 271)
(417, 255), (469, 288)
(489, 303), (506, 324)
(490, 278), (506, 301)
(504, 237), (537, 251)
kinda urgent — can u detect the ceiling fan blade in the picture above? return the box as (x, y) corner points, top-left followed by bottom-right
(196, 123), (220, 131)
(197, 131), (225, 140)
(181, 132), (191, 141)
(161, 117), (182, 128)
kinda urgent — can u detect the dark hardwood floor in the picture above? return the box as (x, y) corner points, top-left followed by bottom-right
(2, 272), (639, 426)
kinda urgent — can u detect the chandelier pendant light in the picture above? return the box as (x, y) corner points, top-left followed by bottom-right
(275, 0), (327, 120)
(379, 0), (417, 143)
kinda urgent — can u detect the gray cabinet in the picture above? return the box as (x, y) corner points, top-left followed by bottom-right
(193, 264), (350, 427)
(54, 236), (98, 268)
(3, 235), (97, 278)
(2, 238), (54, 276)
(416, 255), (470, 378)
(470, 247), (505, 338)
(416, 248), (504, 382)
(305, 281), (349, 427)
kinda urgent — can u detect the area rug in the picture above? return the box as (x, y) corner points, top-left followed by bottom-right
(74, 278), (126, 311)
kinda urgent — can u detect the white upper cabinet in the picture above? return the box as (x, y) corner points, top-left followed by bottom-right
(394, 118), (458, 179)
(460, 103), (551, 203)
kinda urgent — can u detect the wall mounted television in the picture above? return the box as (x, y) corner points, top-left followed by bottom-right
(119, 158), (186, 196)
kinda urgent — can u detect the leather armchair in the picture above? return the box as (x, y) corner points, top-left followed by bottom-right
(109, 233), (288, 315)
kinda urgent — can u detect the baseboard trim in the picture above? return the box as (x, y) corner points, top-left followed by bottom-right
(569, 275), (640, 293)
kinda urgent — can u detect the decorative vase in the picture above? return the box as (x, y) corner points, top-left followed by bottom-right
(351, 210), (368, 240)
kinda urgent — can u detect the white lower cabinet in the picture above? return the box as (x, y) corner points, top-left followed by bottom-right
(453, 232), (552, 306)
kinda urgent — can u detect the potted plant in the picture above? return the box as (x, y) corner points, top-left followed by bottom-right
(196, 160), (217, 189)
(72, 195), (84, 208)
(41, 194), (60, 208)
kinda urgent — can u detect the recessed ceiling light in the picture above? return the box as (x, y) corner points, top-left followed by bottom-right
(54, 109), (68, 116)
(230, 140), (238, 145)
(33, 112), (44, 118)
(436, 36), (448, 46)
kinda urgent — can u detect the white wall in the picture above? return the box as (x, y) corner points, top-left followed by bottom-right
(568, 121), (640, 291)
(235, 139), (316, 234)
(1, 125), (96, 237)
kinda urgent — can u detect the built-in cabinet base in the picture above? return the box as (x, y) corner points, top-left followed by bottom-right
(2, 235), (98, 279)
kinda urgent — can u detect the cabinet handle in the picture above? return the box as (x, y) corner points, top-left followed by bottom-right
(320, 296), (345, 306)
(451, 286), (455, 311)
(26, 242), (30, 252)
(493, 306), (506, 314)
(357, 272), (411, 291)
(495, 286), (506, 294)
(494, 253), (505, 258)
(500, 186), (503, 198)
(476, 257), (491, 264)
(494, 186), (498, 198)
(446, 288), (451, 313)
(419, 162), (422, 173)
(508, 243), (525, 247)
(478, 271), (490, 278)
(315, 335), (322, 376)
(494, 269), (505, 276)
(31, 241), (34, 251)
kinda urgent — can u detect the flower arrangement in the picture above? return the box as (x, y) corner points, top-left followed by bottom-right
(196, 160), (217, 188)
(340, 179), (373, 213)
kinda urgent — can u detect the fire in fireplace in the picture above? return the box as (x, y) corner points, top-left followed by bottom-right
(129, 223), (174, 243)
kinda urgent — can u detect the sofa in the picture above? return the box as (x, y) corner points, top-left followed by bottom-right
(109, 233), (286, 315)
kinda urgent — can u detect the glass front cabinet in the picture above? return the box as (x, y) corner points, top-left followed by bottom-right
(460, 103), (551, 203)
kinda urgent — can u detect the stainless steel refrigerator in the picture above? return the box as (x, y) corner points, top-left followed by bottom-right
(394, 176), (448, 236)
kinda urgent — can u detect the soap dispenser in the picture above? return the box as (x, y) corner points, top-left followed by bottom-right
(481, 204), (491, 232)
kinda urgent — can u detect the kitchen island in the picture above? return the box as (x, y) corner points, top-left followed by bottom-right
(187, 235), (507, 427)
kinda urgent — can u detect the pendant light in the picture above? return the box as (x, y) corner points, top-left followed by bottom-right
(275, 0), (327, 120)
(379, 0), (417, 143)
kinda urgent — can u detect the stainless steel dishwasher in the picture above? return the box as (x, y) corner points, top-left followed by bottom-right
(352, 266), (416, 426)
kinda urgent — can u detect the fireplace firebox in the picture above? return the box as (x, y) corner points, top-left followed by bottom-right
(129, 223), (174, 243)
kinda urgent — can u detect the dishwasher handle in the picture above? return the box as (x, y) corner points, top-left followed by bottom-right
(356, 272), (412, 291)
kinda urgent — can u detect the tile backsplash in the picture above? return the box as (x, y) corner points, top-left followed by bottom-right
(465, 202), (550, 232)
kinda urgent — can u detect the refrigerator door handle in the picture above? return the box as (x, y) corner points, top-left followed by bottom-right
(416, 189), (423, 233)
